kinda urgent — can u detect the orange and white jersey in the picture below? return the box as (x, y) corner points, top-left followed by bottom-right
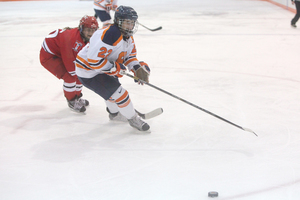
(75, 24), (139, 78)
(93, 0), (118, 11)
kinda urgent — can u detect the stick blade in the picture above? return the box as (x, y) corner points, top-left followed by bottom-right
(151, 26), (162, 31)
(144, 108), (163, 119)
(140, 23), (162, 31)
(243, 127), (258, 137)
(136, 108), (163, 119)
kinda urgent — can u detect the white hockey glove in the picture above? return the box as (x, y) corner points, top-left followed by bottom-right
(132, 61), (150, 84)
(103, 62), (126, 78)
(106, 3), (113, 11)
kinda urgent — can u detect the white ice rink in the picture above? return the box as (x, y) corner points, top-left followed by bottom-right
(1, 0), (300, 199)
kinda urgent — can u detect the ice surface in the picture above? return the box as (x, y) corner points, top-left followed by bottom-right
(0, 0), (300, 199)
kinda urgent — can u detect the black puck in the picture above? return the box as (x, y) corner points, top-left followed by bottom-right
(208, 191), (218, 198)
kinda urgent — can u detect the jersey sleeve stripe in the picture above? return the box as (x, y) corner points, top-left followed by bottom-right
(69, 71), (76, 76)
(129, 52), (137, 57)
(94, 0), (106, 9)
(124, 57), (138, 66)
(76, 62), (92, 70)
(76, 62), (87, 70)
(75, 57), (92, 70)
(131, 45), (137, 54)
(87, 58), (102, 65)
(42, 40), (54, 55)
(87, 58), (108, 70)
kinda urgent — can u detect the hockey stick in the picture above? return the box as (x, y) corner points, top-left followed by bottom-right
(136, 108), (163, 119)
(139, 23), (162, 31)
(124, 73), (257, 137)
(110, 10), (162, 32)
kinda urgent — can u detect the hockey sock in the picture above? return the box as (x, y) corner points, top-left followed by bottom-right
(108, 86), (135, 119)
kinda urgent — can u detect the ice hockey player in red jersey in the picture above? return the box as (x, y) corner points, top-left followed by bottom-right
(39, 15), (98, 113)
(75, 6), (151, 131)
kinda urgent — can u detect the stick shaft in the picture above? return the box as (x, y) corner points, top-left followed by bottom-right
(124, 73), (257, 136)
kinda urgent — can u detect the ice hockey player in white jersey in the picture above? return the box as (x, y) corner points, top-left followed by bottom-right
(75, 6), (151, 131)
(94, 0), (118, 28)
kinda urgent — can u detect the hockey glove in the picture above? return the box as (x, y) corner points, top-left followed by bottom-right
(132, 61), (150, 84)
(112, 4), (118, 11)
(103, 62), (126, 78)
(106, 3), (112, 11)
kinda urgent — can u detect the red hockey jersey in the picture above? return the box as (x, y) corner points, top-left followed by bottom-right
(42, 28), (86, 76)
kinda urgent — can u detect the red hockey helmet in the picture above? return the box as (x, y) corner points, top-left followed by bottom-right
(79, 15), (99, 30)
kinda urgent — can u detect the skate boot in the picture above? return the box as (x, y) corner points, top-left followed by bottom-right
(128, 113), (150, 131)
(67, 98), (86, 113)
(78, 98), (89, 107)
(77, 93), (89, 107)
(106, 107), (127, 122)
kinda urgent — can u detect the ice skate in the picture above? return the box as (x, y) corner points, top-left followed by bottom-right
(77, 93), (89, 107)
(106, 107), (127, 122)
(78, 97), (89, 107)
(128, 113), (150, 131)
(68, 99), (86, 113)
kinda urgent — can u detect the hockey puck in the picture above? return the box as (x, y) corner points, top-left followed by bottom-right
(208, 191), (218, 198)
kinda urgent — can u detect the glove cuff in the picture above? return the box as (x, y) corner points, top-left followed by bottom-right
(133, 64), (140, 72)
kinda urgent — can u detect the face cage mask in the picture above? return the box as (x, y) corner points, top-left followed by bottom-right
(117, 19), (138, 37)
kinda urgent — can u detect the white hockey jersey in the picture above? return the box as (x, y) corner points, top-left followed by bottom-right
(93, 0), (118, 11)
(75, 25), (139, 78)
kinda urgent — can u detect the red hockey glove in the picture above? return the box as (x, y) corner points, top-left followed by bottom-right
(132, 61), (150, 84)
(103, 62), (126, 78)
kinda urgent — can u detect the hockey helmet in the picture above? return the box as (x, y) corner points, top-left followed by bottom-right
(114, 6), (138, 37)
(79, 15), (99, 31)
